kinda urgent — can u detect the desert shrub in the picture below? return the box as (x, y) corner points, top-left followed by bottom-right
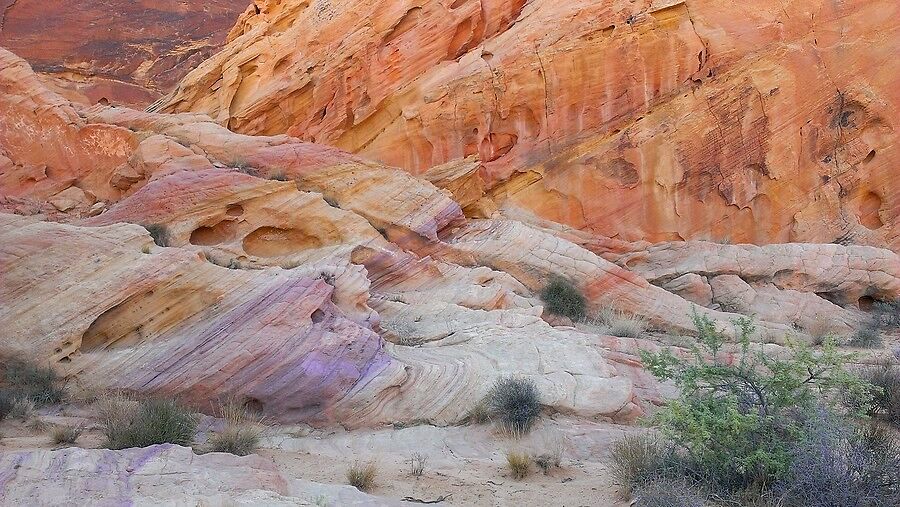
(775, 415), (900, 506)
(534, 432), (564, 474)
(485, 377), (542, 436)
(347, 462), (377, 491)
(540, 276), (586, 322)
(609, 314), (647, 338)
(269, 171), (288, 181)
(506, 451), (531, 480)
(463, 400), (491, 425)
(102, 397), (198, 449)
(207, 426), (260, 456)
(610, 434), (682, 496)
(866, 361), (900, 425)
(51, 424), (82, 445)
(850, 299), (899, 348)
(3, 358), (64, 406)
(142, 223), (171, 247)
(206, 400), (263, 456)
(408, 453), (427, 477)
(0, 390), (13, 421)
(850, 324), (883, 348)
(631, 477), (707, 507)
(640, 310), (875, 495)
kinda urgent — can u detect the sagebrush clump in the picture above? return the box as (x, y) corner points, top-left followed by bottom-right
(100, 396), (198, 449)
(484, 377), (542, 436)
(540, 276), (586, 322)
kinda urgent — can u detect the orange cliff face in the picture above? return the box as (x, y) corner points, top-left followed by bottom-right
(0, 0), (251, 108)
(158, 0), (900, 250)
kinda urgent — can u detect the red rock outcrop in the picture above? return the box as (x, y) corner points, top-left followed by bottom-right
(158, 0), (900, 250)
(0, 0), (250, 107)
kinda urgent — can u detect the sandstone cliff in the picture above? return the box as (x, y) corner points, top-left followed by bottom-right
(157, 0), (900, 250)
(1, 46), (897, 428)
(0, 0), (250, 107)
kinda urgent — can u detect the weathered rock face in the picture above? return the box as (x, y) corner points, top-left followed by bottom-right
(0, 38), (897, 430)
(0, 0), (250, 107)
(158, 0), (900, 250)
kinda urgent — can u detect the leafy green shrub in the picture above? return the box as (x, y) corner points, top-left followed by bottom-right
(142, 223), (171, 247)
(640, 311), (874, 495)
(485, 377), (542, 436)
(866, 361), (900, 425)
(347, 462), (377, 491)
(101, 397), (198, 449)
(3, 358), (64, 406)
(775, 415), (900, 506)
(540, 276), (586, 322)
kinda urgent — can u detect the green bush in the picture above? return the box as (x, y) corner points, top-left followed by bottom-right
(3, 358), (64, 406)
(102, 398), (198, 449)
(540, 276), (586, 322)
(485, 377), (542, 435)
(640, 310), (875, 495)
(142, 223), (171, 247)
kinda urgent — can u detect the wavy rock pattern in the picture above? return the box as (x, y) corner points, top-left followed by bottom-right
(158, 0), (900, 249)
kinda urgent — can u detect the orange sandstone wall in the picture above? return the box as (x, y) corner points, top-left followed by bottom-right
(159, 0), (900, 249)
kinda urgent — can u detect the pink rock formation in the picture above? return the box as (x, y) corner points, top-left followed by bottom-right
(158, 0), (900, 250)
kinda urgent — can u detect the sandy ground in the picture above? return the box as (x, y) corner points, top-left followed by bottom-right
(0, 406), (637, 506)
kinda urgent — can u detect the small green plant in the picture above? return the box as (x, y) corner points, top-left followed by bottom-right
(540, 276), (586, 322)
(3, 358), (65, 406)
(51, 424), (82, 445)
(640, 310), (875, 495)
(347, 461), (377, 492)
(100, 396), (198, 449)
(506, 451), (532, 480)
(409, 453), (427, 477)
(142, 223), (171, 247)
(485, 377), (542, 436)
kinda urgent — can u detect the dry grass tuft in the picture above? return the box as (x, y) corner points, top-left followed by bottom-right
(51, 424), (82, 445)
(347, 461), (378, 491)
(506, 451), (532, 480)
